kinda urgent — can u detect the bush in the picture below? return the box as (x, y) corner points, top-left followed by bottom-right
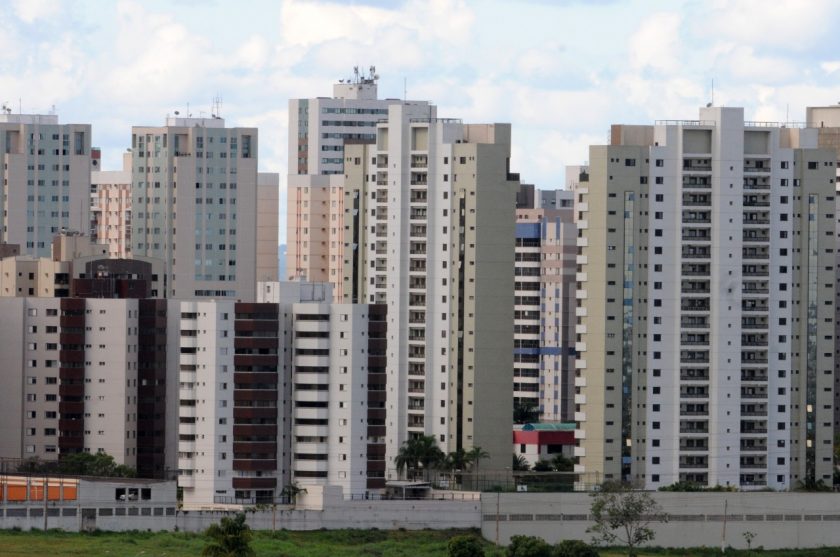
(552, 539), (599, 557)
(447, 534), (485, 557)
(507, 535), (552, 557)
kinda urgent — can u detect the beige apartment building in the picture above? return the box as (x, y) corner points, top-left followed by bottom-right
(514, 189), (577, 422)
(90, 151), (132, 258)
(0, 114), (92, 258)
(339, 105), (518, 470)
(575, 106), (835, 490)
(285, 73), (428, 288)
(130, 117), (259, 300)
(0, 297), (141, 467)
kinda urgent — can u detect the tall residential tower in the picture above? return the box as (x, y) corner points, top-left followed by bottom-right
(575, 107), (836, 490)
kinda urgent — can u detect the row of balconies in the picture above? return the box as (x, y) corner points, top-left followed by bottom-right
(682, 210), (711, 223)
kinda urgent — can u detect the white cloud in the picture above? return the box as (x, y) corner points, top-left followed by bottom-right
(10, 0), (62, 23)
(628, 12), (682, 73)
(701, 0), (836, 52)
(821, 61), (840, 74)
(99, 1), (215, 105)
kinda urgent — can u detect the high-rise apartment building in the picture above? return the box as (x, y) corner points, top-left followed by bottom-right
(173, 282), (387, 505)
(514, 188), (576, 422)
(575, 107), (836, 490)
(0, 114), (91, 257)
(803, 106), (840, 440)
(0, 298), (142, 467)
(340, 104), (518, 470)
(130, 117), (259, 300)
(286, 72), (429, 285)
(91, 151), (132, 258)
(256, 172), (280, 284)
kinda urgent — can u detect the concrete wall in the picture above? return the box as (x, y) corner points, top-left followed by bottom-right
(6, 486), (840, 551)
(482, 492), (840, 550)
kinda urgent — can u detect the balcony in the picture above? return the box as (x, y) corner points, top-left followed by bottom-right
(680, 368), (710, 381)
(683, 177), (711, 188)
(682, 214), (711, 224)
(743, 217), (770, 225)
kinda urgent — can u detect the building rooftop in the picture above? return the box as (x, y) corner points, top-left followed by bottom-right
(0, 114), (59, 125)
(164, 116), (226, 128)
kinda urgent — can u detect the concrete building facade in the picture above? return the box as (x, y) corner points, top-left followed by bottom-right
(285, 74), (429, 286)
(575, 107), (836, 489)
(514, 189), (577, 422)
(339, 105), (519, 470)
(130, 117), (259, 300)
(90, 151), (132, 258)
(0, 114), (91, 258)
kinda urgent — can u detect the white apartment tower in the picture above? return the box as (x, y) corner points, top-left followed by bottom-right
(575, 107), (836, 490)
(131, 117), (258, 300)
(0, 114), (91, 257)
(286, 72), (429, 287)
(340, 104), (518, 470)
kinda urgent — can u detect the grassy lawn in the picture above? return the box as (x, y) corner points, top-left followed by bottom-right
(0, 528), (494, 557)
(0, 529), (838, 556)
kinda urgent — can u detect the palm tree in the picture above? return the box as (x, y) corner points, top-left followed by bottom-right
(513, 401), (539, 424)
(512, 453), (529, 471)
(202, 513), (255, 557)
(551, 453), (574, 472)
(466, 446), (489, 471)
(444, 448), (470, 487)
(394, 435), (444, 480)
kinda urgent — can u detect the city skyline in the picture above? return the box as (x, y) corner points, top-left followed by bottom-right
(6, 0), (840, 244)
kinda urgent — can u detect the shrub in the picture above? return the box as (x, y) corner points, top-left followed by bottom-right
(447, 534), (485, 557)
(552, 539), (599, 557)
(507, 535), (552, 557)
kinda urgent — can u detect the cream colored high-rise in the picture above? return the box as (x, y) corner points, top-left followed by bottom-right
(576, 107), (835, 490)
(340, 104), (518, 470)
(0, 114), (91, 257)
(91, 151), (132, 258)
(131, 117), (258, 301)
(285, 74), (429, 289)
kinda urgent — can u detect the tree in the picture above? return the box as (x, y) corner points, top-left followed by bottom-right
(552, 540), (599, 557)
(18, 452), (136, 478)
(202, 513), (255, 557)
(513, 402), (540, 424)
(507, 535), (552, 557)
(551, 454), (574, 472)
(394, 435), (444, 480)
(280, 482), (307, 505)
(532, 459), (552, 472)
(512, 453), (530, 471)
(447, 534), (485, 557)
(587, 482), (667, 557)
(466, 446), (489, 471)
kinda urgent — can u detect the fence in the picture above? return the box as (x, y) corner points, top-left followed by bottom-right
(384, 469), (602, 493)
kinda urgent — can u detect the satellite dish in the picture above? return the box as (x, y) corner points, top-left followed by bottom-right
(174, 111), (180, 115)
(706, 102), (712, 107)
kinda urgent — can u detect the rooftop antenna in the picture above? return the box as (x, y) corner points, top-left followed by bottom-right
(353, 66), (360, 83)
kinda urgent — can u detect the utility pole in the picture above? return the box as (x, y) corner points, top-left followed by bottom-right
(495, 491), (500, 547)
(721, 498), (728, 553)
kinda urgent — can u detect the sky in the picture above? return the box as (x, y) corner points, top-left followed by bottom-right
(4, 0), (840, 244)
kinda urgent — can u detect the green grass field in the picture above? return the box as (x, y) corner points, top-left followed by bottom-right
(0, 528), (837, 556)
